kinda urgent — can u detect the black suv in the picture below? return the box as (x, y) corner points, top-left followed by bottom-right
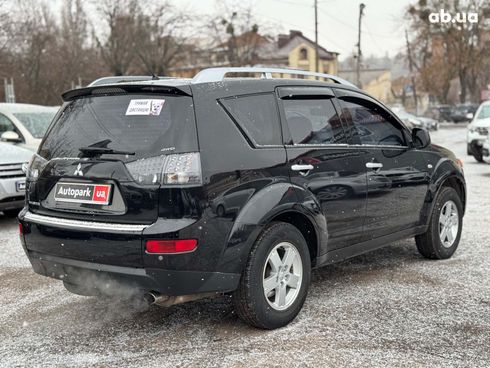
(19, 67), (466, 329)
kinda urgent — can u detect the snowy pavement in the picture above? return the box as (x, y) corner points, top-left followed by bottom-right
(0, 125), (489, 367)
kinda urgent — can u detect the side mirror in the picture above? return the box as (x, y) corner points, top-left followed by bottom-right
(0, 131), (22, 143)
(412, 127), (431, 149)
(466, 112), (474, 120)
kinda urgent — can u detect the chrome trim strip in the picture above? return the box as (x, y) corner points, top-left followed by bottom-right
(23, 211), (149, 234)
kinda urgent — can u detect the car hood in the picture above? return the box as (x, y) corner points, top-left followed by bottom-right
(469, 117), (490, 128)
(0, 142), (33, 164)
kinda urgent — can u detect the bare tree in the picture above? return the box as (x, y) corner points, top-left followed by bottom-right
(407, 0), (490, 103)
(59, 0), (88, 85)
(6, 1), (60, 104)
(207, 2), (267, 67)
(133, 2), (191, 76)
(92, 0), (140, 76)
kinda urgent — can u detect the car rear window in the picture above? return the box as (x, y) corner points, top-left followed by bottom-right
(39, 94), (198, 161)
(221, 93), (282, 146)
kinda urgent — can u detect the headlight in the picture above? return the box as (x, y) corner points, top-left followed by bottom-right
(25, 154), (48, 181)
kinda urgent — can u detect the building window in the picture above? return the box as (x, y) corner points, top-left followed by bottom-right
(299, 47), (308, 60)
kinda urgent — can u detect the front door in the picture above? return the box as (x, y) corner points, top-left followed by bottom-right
(277, 87), (367, 250)
(336, 91), (430, 239)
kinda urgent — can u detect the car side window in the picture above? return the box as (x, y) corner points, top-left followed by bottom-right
(0, 113), (15, 134)
(221, 93), (282, 146)
(282, 98), (345, 145)
(339, 98), (407, 147)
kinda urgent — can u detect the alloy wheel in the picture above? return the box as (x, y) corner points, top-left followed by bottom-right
(262, 242), (303, 311)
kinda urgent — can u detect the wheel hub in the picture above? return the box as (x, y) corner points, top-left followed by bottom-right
(438, 200), (459, 248)
(263, 242), (303, 311)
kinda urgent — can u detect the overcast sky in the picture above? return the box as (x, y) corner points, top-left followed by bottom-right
(176, 0), (414, 60)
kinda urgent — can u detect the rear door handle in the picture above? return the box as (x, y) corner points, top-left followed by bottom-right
(366, 162), (383, 169)
(291, 164), (314, 175)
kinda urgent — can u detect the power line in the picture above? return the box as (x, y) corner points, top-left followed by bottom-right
(259, 13), (349, 52)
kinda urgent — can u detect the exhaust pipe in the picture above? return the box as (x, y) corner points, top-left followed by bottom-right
(144, 291), (217, 307)
(144, 291), (170, 305)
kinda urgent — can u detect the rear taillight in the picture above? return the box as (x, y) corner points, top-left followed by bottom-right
(24, 154), (48, 182)
(145, 239), (198, 254)
(19, 223), (24, 235)
(126, 152), (202, 186)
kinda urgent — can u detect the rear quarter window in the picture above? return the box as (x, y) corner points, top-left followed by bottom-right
(221, 93), (282, 146)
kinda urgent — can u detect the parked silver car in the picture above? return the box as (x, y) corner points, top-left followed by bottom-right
(0, 103), (58, 151)
(392, 108), (439, 131)
(0, 142), (32, 216)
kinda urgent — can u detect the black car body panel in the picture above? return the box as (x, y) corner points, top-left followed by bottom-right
(19, 76), (466, 298)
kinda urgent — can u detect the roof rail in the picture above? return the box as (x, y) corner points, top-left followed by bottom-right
(87, 76), (174, 87)
(191, 67), (357, 87)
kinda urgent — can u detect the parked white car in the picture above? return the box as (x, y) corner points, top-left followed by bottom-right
(467, 100), (490, 162)
(0, 103), (58, 152)
(0, 142), (33, 216)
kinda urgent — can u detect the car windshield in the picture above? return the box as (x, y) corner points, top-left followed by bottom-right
(13, 111), (57, 138)
(477, 105), (490, 120)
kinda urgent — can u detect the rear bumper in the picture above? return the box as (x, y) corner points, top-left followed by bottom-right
(26, 250), (240, 296)
(19, 210), (242, 295)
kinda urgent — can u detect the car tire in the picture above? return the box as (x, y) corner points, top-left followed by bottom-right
(2, 209), (20, 218)
(471, 145), (484, 163)
(467, 144), (472, 156)
(415, 186), (463, 260)
(233, 222), (311, 329)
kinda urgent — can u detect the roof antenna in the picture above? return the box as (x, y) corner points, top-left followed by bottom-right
(151, 72), (159, 80)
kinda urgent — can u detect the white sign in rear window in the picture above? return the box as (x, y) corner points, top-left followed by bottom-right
(125, 99), (165, 116)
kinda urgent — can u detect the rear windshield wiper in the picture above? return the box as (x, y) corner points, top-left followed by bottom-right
(79, 147), (135, 157)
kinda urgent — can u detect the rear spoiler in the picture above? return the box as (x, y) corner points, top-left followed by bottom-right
(61, 83), (192, 102)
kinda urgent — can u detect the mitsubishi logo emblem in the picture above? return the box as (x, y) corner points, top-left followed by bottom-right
(74, 163), (83, 176)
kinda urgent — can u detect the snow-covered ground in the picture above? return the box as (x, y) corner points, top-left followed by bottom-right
(0, 125), (488, 367)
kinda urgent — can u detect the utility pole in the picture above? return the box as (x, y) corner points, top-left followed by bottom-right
(314, 0), (319, 74)
(4, 78), (15, 103)
(356, 3), (365, 88)
(405, 29), (418, 114)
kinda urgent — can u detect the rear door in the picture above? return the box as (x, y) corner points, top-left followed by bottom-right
(277, 86), (367, 250)
(336, 89), (430, 239)
(33, 92), (197, 223)
(25, 90), (198, 265)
